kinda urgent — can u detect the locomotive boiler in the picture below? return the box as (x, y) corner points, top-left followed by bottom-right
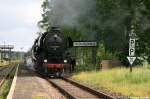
(32, 27), (74, 77)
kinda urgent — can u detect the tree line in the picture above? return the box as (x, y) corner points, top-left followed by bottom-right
(38, 0), (150, 65)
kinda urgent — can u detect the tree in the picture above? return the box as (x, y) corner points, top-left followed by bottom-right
(39, 0), (150, 65)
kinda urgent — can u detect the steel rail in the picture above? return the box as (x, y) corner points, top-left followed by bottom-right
(0, 66), (9, 72)
(62, 77), (115, 99)
(46, 77), (115, 99)
(0, 65), (16, 88)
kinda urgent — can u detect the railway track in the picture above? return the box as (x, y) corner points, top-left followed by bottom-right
(0, 65), (16, 89)
(46, 77), (114, 99)
(0, 66), (9, 72)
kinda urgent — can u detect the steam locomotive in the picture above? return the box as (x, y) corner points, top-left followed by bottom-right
(32, 27), (75, 77)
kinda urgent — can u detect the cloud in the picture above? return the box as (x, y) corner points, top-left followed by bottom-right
(0, 0), (43, 51)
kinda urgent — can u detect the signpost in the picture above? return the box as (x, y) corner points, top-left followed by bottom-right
(127, 29), (136, 72)
(73, 41), (97, 47)
(0, 44), (14, 64)
(68, 38), (97, 65)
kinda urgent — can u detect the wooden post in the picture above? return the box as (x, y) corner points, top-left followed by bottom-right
(92, 47), (96, 65)
(130, 64), (132, 72)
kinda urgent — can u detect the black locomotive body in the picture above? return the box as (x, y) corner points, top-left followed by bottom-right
(32, 27), (73, 77)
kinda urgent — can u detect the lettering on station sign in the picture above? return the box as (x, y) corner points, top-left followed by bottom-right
(73, 41), (97, 47)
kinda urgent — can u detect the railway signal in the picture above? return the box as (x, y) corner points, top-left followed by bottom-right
(127, 57), (136, 66)
(127, 29), (136, 72)
(0, 44), (14, 64)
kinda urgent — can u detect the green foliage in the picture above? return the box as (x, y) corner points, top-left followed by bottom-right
(96, 0), (150, 65)
(97, 44), (118, 62)
(61, 26), (85, 40)
(0, 81), (10, 99)
(0, 67), (16, 99)
(74, 64), (98, 73)
(39, 0), (150, 66)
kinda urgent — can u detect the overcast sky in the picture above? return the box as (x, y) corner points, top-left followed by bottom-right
(0, 0), (43, 52)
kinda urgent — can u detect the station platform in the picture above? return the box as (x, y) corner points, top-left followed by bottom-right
(7, 64), (66, 99)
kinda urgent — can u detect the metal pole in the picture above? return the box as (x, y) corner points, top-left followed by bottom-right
(92, 47), (96, 65)
(3, 41), (5, 60)
(0, 49), (1, 63)
(20, 47), (23, 61)
(130, 64), (132, 72)
(9, 49), (11, 64)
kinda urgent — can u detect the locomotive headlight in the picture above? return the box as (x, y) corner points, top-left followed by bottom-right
(44, 59), (47, 63)
(64, 60), (67, 63)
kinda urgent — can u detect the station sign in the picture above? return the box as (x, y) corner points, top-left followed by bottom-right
(73, 41), (97, 47)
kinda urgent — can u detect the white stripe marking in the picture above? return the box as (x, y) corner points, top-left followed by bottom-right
(7, 64), (19, 99)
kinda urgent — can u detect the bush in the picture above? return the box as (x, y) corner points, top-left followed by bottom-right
(96, 44), (119, 63)
(74, 64), (98, 73)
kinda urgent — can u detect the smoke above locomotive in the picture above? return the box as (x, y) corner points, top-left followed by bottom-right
(48, 0), (96, 27)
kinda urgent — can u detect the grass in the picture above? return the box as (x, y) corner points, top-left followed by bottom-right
(0, 60), (21, 67)
(74, 64), (98, 73)
(0, 65), (16, 99)
(0, 81), (10, 99)
(72, 66), (150, 97)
